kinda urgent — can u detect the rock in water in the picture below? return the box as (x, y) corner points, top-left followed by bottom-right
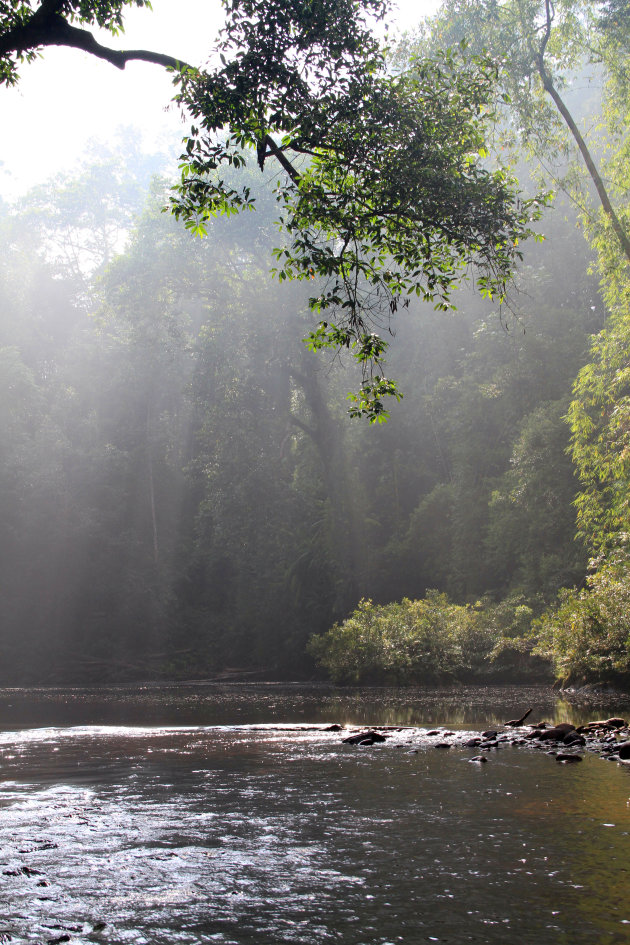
(342, 730), (387, 745)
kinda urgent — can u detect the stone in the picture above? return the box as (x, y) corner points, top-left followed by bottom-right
(538, 724), (576, 741)
(342, 730), (387, 745)
(563, 732), (586, 746)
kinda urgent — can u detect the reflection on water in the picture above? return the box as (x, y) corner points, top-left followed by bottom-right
(0, 685), (629, 944)
(1, 681), (625, 732)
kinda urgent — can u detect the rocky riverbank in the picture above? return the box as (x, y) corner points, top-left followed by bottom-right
(337, 715), (630, 764)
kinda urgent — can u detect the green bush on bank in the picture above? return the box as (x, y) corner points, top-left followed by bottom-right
(534, 547), (630, 685)
(308, 592), (549, 684)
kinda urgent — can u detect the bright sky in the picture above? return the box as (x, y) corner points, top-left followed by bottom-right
(0, 0), (439, 199)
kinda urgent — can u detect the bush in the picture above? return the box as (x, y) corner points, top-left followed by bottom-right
(534, 548), (630, 684)
(308, 591), (546, 684)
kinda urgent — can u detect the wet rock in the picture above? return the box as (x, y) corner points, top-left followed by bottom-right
(469, 755), (488, 764)
(587, 717), (626, 731)
(47, 936), (70, 945)
(482, 730), (498, 739)
(425, 730), (441, 737)
(616, 741), (630, 760)
(343, 730), (388, 746)
(463, 738), (482, 747)
(3, 866), (43, 877)
(556, 753), (583, 763)
(342, 730), (386, 745)
(434, 742), (451, 749)
(537, 724), (576, 742)
(324, 724), (343, 731)
(563, 732), (586, 746)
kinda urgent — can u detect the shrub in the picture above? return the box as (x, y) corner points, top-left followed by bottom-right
(308, 591), (546, 684)
(534, 547), (630, 684)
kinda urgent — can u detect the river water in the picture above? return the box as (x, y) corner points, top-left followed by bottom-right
(1, 683), (629, 944)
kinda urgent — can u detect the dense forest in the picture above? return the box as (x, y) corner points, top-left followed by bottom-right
(1, 0), (629, 687)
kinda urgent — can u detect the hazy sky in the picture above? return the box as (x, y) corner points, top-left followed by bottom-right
(0, 0), (439, 198)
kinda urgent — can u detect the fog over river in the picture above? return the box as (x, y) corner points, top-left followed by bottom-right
(1, 684), (629, 944)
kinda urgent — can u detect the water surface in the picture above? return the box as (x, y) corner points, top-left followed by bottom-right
(1, 684), (629, 944)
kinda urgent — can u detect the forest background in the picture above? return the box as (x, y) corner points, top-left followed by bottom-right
(1, 0), (629, 687)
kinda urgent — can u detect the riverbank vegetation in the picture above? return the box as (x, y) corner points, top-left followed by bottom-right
(1, 0), (629, 687)
(308, 595), (548, 684)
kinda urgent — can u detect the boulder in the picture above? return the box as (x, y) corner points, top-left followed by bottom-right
(563, 732), (586, 746)
(538, 724), (576, 741)
(342, 730), (387, 745)
(615, 741), (630, 760)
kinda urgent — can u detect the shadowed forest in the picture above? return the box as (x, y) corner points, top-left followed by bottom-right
(0, 151), (600, 683)
(1, 0), (629, 688)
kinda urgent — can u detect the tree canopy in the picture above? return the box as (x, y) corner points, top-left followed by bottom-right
(425, 0), (630, 264)
(0, 0), (544, 418)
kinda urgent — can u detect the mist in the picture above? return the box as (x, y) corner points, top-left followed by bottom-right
(0, 128), (602, 684)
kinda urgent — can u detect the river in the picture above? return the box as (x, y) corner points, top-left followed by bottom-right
(0, 683), (629, 944)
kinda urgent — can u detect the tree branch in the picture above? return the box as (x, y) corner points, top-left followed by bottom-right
(534, 51), (630, 265)
(263, 134), (301, 184)
(1, 9), (192, 73)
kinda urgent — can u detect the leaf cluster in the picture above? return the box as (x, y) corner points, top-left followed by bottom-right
(308, 592), (546, 683)
(171, 3), (543, 418)
(534, 543), (630, 683)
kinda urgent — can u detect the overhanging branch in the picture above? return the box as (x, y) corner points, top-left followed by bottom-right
(1, 8), (192, 73)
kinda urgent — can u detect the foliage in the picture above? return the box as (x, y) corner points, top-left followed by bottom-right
(0, 0), (545, 420)
(308, 593), (549, 683)
(534, 545), (630, 683)
(422, 0), (630, 263)
(486, 398), (586, 596)
(0, 139), (602, 684)
(172, 11), (544, 417)
(568, 288), (630, 554)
